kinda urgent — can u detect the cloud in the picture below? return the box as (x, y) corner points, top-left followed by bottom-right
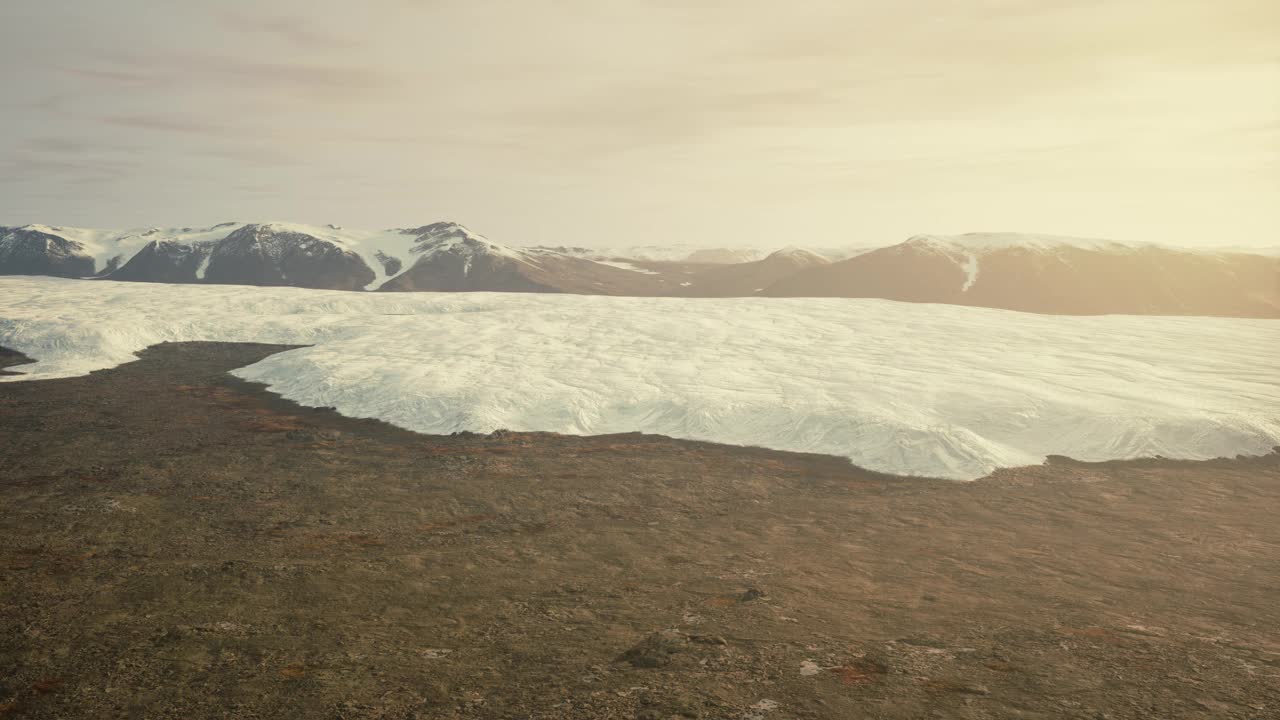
(61, 50), (396, 100)
(54, 65), (167, 88)
(216, 11), (361, 49)
(98, 114), (240, 137)
(200, 145), (302, 168)
(0, 0), (1275, 246)
(0, 153), (137, 184)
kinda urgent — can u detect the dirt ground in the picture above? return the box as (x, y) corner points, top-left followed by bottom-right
(1, 342), (1277, 719)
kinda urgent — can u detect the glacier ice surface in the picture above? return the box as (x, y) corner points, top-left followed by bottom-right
(2, 277), (1277, 480)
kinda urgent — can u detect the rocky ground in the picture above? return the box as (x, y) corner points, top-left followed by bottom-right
(1, 342), (1277, 719)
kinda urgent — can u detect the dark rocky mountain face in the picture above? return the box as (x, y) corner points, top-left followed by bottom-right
(398, 221), (469, 239)
(0, 226), (95, 278)
(378, 233), (687, 295)
(379, 244), (555, 293)
(202, 225), (375, 291)
(95, 255), (126, 277)
(107, 240), (211, 284)
(374, 251), (402, 277)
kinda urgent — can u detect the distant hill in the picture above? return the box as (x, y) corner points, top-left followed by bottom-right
(676, 247), (830, 297)
(762, 233), (1280, 317)
(2, 223), (1275, 317)
(379, 222), (675, 295)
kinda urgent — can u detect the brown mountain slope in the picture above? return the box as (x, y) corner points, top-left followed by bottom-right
(676, 247), (830, 297)
(763, 234), (1280, 317)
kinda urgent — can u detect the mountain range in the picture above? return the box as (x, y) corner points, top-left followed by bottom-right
(2, 221), (1276, 317)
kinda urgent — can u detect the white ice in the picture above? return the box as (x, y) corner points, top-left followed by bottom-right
(594, 260), (660, 274)
(2, 277), (1277, 481)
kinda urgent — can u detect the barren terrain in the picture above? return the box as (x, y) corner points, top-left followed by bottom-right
(1, 343), (1277, 719)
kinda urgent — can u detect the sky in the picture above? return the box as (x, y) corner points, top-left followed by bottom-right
(0, 0), (1276, 249)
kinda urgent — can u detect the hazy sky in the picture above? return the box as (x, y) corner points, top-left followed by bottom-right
(1, 1), (1276, 248)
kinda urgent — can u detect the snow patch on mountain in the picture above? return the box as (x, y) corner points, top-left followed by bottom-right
(239, 221), (418, 289)
(595, 260), (660, 274)
(195, 249), (213, 280)
(25, 223), (247, 274)
(406, 222), (544, 268)
(960, 254), (979, 292)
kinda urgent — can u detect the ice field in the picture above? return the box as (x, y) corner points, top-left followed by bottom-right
(3, 276), (1277, 480)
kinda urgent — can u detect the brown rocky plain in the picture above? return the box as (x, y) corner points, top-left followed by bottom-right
(1, 343), (1277, 719)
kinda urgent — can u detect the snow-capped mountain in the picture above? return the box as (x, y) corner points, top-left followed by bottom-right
(381, 222), (679, 295)
(0, 225), (98, 277)
(0, 221), (438, 291)
(0, 223), (244, 279)
(108, 238), (216, 284)
(762, 233), (1280, 317)
(199, 224), (375, 290)
(0, 220), (718, 294)
(1, 223), (1276, 317)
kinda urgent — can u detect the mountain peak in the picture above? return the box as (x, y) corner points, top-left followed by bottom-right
(400, 221), (481, 241)
(17, 224), (65, 236)
(405, 223), (541, 268)
(765, 246), (828, 265)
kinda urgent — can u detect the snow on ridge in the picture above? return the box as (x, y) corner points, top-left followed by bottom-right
(246, 222), (422, 289)
(8, 223), (249, 274)
(596, 260), (660, 274)
(906, 232), (1135, 254)
(14, 222), (1274, 291)
(400, 223), (562, 275)
(1176, 244), (1280, 258)
(542, 244), (875, 264)
(2, 276), (1277, 481)
(543, 245), (770, 264)
(899, 232), (1280, 258)
(3, 220), (545, 289)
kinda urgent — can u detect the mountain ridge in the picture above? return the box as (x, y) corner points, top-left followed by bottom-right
(2, 222), (1276, 317)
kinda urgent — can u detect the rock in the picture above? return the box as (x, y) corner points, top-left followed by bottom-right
(637, 689), (704, 719)
(688, 634), (727, 646)
(618, 630), (689, 668)
(739, 588), (766, 602)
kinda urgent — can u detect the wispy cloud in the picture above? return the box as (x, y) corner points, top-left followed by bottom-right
(216, 11), (361, 49)
(0, 0), (1274, 247)
(0, 153), (138, 184)
(199, 145), (302, 168)
(61, 50), (396, 99)
(98, 114), (240, 137)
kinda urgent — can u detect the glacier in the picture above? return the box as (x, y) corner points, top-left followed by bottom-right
(2, 276), (1277, 480)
